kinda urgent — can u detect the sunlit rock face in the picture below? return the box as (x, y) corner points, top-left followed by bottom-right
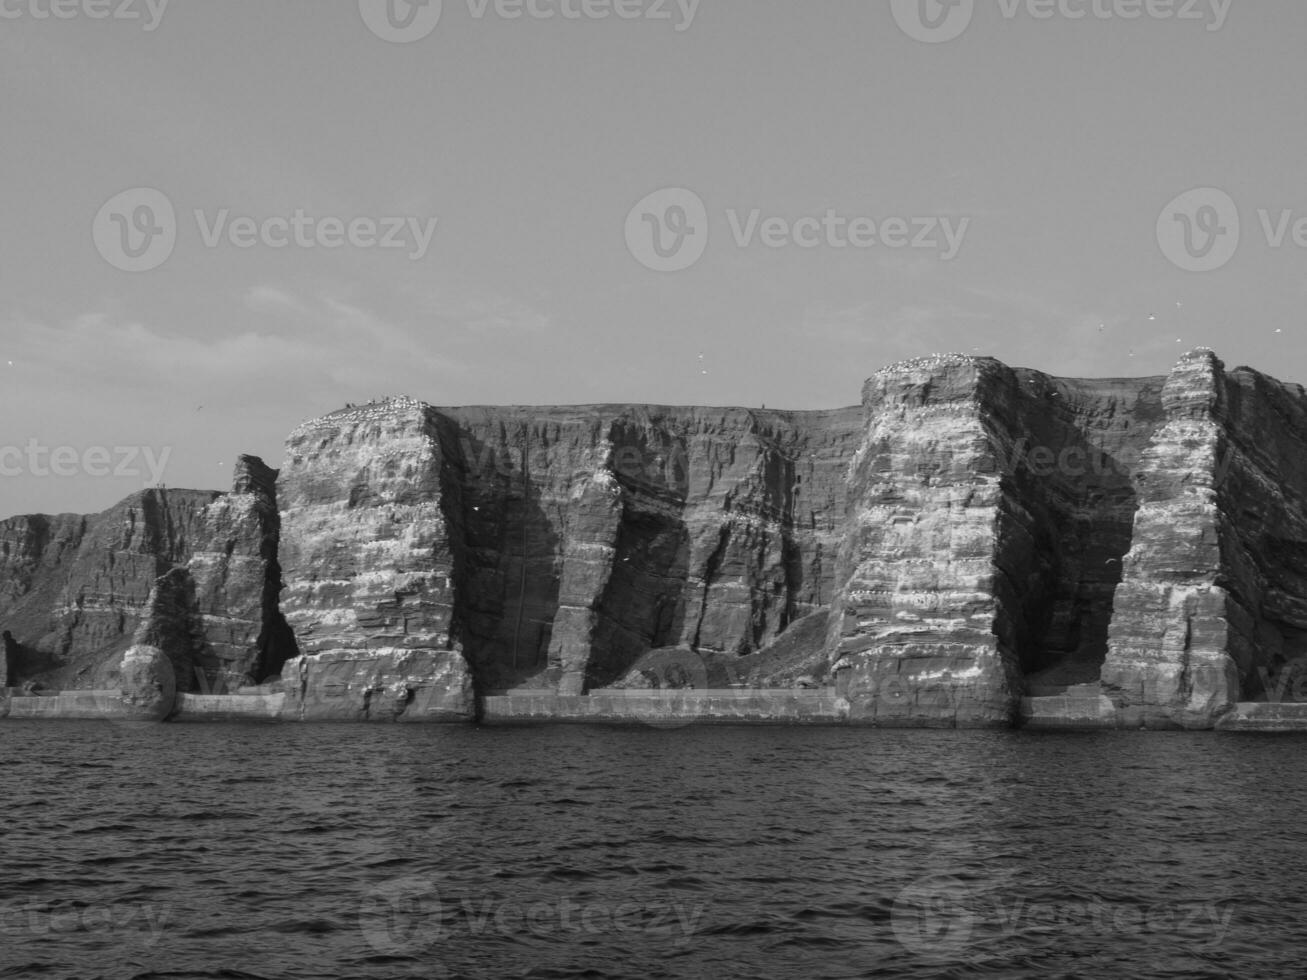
(827, 356), (1020, 727)
(276, 398), (472, 721)
(101, 643), (177, 720)
(828, 354), (1168, 727)
(824, 347), (1307, 730)
(1102, 350), (1307, 728)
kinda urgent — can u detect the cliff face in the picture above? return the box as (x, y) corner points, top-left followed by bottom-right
(827, 355), (1166, 726)
(8, 349), (1307, 728)
(274, 398), (860, 714)
(431, 404), (861, 694)
(277, 398), (471, 721)
(1102, 350), (1307, 727)
(0, 455), (288, 695)
(828, 357), (1020, 727)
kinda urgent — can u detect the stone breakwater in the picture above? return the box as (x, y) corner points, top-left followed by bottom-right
(6, 350), (1307, 729)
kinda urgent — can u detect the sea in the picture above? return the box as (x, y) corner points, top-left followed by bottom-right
(1, 722), (1304, 979)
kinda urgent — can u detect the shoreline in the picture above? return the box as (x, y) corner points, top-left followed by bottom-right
(5, 688), (1307, 731)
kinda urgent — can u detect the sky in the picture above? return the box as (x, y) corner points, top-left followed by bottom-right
(2, 0), (1304, 517)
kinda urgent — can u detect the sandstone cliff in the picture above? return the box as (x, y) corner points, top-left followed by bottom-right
(828, 354), (1167, 726)
(0, 455), (292, 697)
(1101, 350), (1307, 728)
(273, 398), (860, 717)
(8, 350), (1307, 729)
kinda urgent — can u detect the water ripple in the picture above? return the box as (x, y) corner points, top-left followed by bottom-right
(2, 724), (1306, 977)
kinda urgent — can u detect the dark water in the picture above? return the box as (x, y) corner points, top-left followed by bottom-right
(2, 722), (1305, 979)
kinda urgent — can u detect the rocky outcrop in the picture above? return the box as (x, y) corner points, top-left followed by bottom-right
(827, 355), (1166, 726)
(96, 644), (177, 721)
(1101, 349), (1307, 728)
(0, 456), (290, 696)
(824, 348), (1307, 730)
(277, 398), (472, 721)
(281, 649), (473, 722)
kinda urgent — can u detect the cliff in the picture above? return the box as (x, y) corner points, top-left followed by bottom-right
(829, 354), (1167, 726)
(274, 398), (860, 719)
(7, 349), (1307, 729)
(1101, 350), (1307, 728)
(276, 398), (471, 721)
(0, 456), (292, 697)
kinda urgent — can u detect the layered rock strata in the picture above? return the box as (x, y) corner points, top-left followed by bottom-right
(428, 404), (860, 694)
(275, 398), (861, 716)
(1101, 350), (1307, 728)
(7, 349), (1307, 729)
(827, 354), (1166, 726)
(277, 398), (473, 721)
(0, 456), (291, 696)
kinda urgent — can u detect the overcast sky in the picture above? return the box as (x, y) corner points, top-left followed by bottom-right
(2, 0), (1303, 516)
